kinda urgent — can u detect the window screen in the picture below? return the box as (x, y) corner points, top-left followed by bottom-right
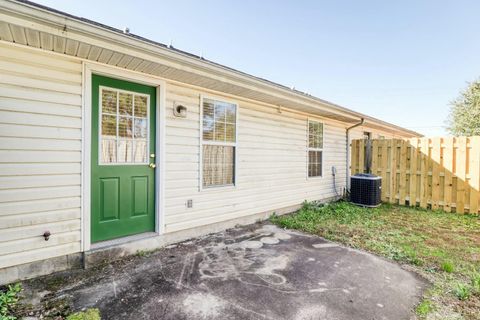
(202, 98), (237, 187)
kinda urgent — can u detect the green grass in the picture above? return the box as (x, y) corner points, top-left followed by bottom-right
(441, 261), (455, 273)
(416, 299), (434, 316)
(66, 308), (101, 320)
(271, 201), (480, 319)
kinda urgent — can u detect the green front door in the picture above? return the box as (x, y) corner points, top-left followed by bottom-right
(91, 74), (156, 243)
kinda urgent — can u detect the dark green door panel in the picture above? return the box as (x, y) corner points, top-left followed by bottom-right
(91, 74), (156, 243)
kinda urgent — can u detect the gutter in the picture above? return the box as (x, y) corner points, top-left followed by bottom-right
(346, 118), (365, 191)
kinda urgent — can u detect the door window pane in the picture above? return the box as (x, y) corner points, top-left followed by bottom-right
(134, 118), (148, 138)
(134, 95), (148, 117)
(102, 115), (116, 138)
(118, 140), (133, 163)
(118, 117), (132, 138)
(102, 90), (117, 114)
(100, 87), (150, 164)
(102, 139), (116, 163)
(134, 140), (148, 163)
(119, 92), (133, 115)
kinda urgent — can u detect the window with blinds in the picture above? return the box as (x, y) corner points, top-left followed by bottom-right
(202, 98), (237, 187)
(308, 120), (323, 177)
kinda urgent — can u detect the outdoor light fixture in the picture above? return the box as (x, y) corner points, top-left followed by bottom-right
(173, 103), (187, 118)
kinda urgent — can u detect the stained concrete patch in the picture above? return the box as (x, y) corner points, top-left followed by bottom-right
(21, 223), (428, 320)
(294, 305), (327, 320)
(238, 240), (263, 249)
(183, 293), (225, 318)
(260, 236), (280, 244)
(273, 232), (291, 240)
(312, 243), (339, 248)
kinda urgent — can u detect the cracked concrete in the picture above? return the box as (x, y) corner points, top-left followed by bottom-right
(23, 223), (428, 319)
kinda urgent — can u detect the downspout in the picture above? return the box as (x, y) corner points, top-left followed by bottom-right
(346, 118), (365, 193)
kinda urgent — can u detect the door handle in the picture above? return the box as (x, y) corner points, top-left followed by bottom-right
(149, 163), (156, 169)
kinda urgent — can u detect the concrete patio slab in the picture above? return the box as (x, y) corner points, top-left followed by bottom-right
(22, 223), (428, 319)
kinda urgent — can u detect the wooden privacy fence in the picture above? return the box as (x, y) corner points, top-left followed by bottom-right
(351, 137), (480, 214)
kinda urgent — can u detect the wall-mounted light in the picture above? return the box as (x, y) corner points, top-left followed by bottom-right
(173, 102), (187, 118)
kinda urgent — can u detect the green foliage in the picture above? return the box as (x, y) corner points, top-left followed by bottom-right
(416, 299), (433, 317)
(453, 283), (471, 301)
(0, 283), (22, 320)
(441, 261), (455, 273)
(471, 272), (480, 294)
(66, 308), (101, 320)
(447, 79), (480, 136)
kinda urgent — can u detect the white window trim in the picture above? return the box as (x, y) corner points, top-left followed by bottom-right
(98, 86), (151, 165)
(307, 119), (324, 179)
(199, 94), (239, 191)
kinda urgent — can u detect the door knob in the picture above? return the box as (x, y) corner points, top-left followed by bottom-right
(149, 163), (156, 169)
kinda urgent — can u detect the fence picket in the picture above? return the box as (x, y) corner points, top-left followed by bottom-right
(409, 138), (418, 206)
(419, 139), (429, 208)
(431, 137), (441, 210)
(456, 137), (467, 214)
(381, 139), (388, 202)
(389, 140), (397, 203)
(443, 137), (453, 212)
(372, 140), (379, 175)
(399, 140), (407, 205)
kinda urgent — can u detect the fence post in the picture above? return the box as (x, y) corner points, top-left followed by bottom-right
(358, 139), (365, 174)
(365, 139), (372, 173)
(351, 140), (357, 175)
(469, 137), (480, 214)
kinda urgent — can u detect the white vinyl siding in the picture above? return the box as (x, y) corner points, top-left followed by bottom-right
(164, 84), (348, 233)
(0, 43), (82, 269)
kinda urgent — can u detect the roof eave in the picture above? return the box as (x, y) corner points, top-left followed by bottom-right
(2, 0), (422, 137)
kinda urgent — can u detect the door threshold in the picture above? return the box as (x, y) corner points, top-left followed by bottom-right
(90, 232), (158, 251)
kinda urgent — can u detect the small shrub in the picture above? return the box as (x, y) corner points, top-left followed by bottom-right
(136, 250), (148, 257)
(441, 261), (455, 273)
(416, 299), (433, 317)
(0, 283), (22, 320)
(453, 283), (471, 301)
(66, 308), (101, 320)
